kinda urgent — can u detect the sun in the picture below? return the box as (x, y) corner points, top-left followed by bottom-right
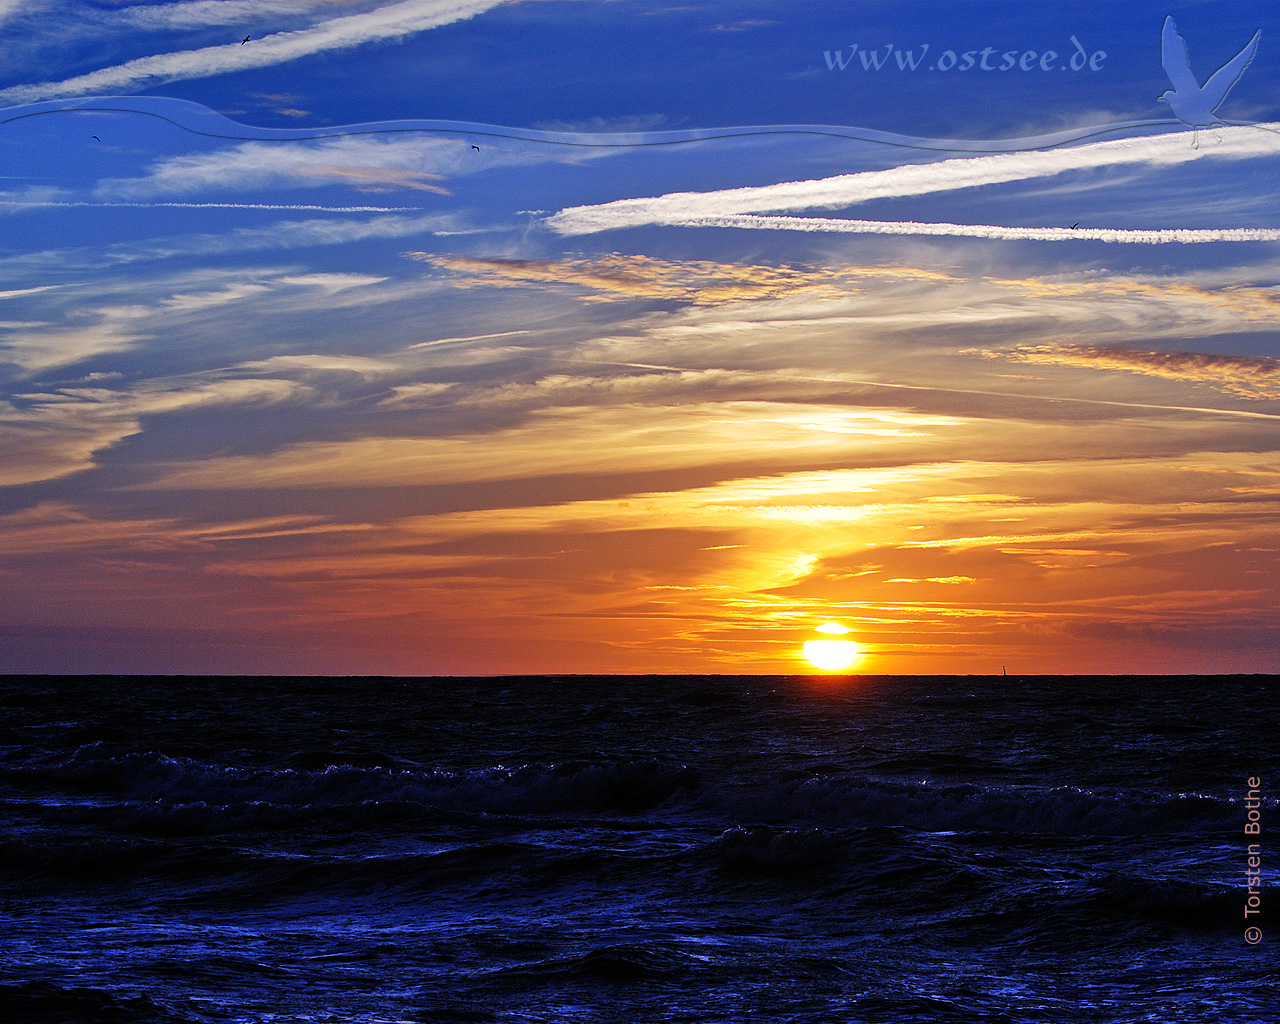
(803, 623), (860, 671)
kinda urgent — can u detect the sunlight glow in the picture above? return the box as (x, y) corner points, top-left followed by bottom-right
(804, 624), (860, 671)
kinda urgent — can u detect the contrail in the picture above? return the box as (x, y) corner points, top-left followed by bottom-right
(607, 213), (1280, 244)
(0, 200), (421, 213)
(0, 0), (509, 105)
(409, 329), (533, 349)
(547, 125), (1280, 235)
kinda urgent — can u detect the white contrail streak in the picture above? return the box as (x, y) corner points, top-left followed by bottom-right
(645, 214), (1280, 244)
(0, 0), (508, 104)
(0, 201), (420, 212)
(547, 125), (1280, 236)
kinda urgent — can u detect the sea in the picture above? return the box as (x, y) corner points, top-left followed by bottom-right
(0, 674), (1275, 1023)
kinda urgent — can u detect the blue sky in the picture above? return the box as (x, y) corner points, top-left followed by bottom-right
(4, 1), (1278, 131)
(1, 1), (1279, 674)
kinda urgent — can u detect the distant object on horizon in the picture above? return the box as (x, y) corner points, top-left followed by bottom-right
(1158, 15), (1260, 143)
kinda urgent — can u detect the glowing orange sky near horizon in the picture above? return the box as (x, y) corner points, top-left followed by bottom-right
(5, 270), (1279, 676)
(3, 139), (1280, 675)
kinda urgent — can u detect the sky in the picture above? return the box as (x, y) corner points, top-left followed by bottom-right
(1, 0), (1279, 675)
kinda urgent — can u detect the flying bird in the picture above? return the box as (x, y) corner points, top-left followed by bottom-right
(471, 145), (480, 151)
(242, 35), (251, 45)
(1159, 16), (1260, 145)
(1070, 222), (1078, 229)
(91, 135), (100, 142)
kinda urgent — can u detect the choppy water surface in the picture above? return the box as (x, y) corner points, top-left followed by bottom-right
(1, 674), (1276, 1022)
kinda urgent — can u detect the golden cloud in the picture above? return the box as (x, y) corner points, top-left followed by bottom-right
(407, 252), (883, 305)
(999, 344), (1280, 399)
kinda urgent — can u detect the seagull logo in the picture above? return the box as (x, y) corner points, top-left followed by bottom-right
(1159, 15), (1260, 145)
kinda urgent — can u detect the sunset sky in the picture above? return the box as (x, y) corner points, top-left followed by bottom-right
(2, 0), (1279, 674)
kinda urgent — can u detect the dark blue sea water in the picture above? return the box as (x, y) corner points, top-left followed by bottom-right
(0, 674), (1276, 1023)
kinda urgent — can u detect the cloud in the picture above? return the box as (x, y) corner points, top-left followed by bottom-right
(136, 213), (460, 260)
(985, 274), (1280, 324)
(98, 136), (472, 198)
(885, 576), (976, 584)
(237, 353), (397, 377)
(0, 0), (509, 104)
(159, 281), (274, 312)
(0, 502), (181, 554)
(1, 305), (150, 372)
(87, 127), (589, 206)
(110, 1), (332, 32)
(0, 377), (302, 486)
(408, 252), (859, 304)
(135, 401), (963, 490)
(531, 114), (671, 134)
(150, 273), (380, 311)
(245, 92), (314, 118)
(702, 19), (778, 33)
(630, 260), (1280, 351)
(0, 502), (368, 557)
(0, 285), (58, 300)
(1000, 345), (1280, 400)
(298, 166), (450, 194)
(274, 271), (387, 292)
(0, 269), (392, 372)
(547, 125), (1280, 235)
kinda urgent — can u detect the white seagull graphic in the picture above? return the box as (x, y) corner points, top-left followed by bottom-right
(1159, 15), (1261, 146)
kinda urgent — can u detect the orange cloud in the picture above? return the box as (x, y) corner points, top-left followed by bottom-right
(999, 344), (1280, 399)
(6, 443), (1280, 674)
(988, 274), (1280, 323)
(407, 253), (952, 305)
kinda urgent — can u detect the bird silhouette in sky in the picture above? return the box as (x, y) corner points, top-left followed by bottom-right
(471, 145), (480, 151)
(1159, 15), (1260, 147)
(242, 35), (251, 45)
(1070, 222), (1078, 229)
(91, 135), (100, 142)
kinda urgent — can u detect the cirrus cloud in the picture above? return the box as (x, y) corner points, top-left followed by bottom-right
(0, 0), (510, 105)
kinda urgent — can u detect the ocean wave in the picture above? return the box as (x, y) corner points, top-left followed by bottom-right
(9, 746), (700, 820)
(3, 742), (1245, 840)
(0, 981), (201, 1024)
(712, 776), (1239, 835)
(485, 941), (714, 984)
(703, 824), (850, 874)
